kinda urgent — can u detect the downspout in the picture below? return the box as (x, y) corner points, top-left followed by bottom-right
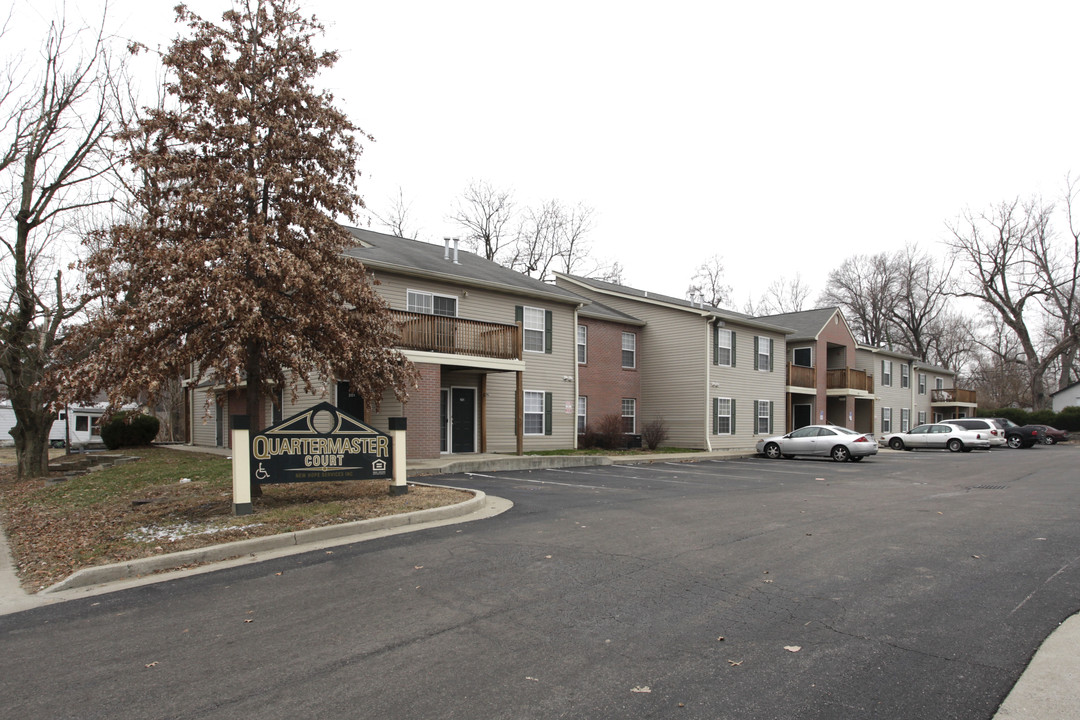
(704, 316), (714, 452)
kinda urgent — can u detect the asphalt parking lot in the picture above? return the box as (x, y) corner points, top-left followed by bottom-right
(2, 444), (1077, 719)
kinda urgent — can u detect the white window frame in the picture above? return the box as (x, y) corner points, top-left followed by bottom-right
(715, 397), (732, 435)
(577, 325), (587, 364)
(936, 377), (944, 390)
(716, 329), (733, 367)
(882, 407), (892, 434)
(901, 364), (910, 389)
(757, 336), (771, 372)
(622, 332), (637, 369)
(918, 373), (926, 395)
(791, 346), (812, 368)
(577, 396), (587, 434)
(407, 289), (457, 317)
(918, 410), (927, 425)
(756, 399), (770, 434)
(524, 390), (545, 435)
(523, 306), (546, 354)
(622, 398), (636, 434)
(901, 408), (910, 432)
(882, 360), (893, 387)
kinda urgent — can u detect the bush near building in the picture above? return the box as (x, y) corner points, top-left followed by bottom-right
(977, 406), (1080, 432)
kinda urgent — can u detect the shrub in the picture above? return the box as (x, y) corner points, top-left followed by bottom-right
(594, 413), (626, 450)
(1056, 406), (1080, 432)
(641, 417), (669, 450)
(100, 411), (161, 450)
(578, 426), (599, 449)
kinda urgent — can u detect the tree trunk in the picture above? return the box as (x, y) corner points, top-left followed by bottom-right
(10, 406), (52, 479)
(246, 341), (265, 498)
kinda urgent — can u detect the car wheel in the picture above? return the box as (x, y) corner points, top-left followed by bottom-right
(1006, 436), (1023, 449)
(1044, 436), (1055, 445)
(764, 442), (782, 459)
(850, 456), (864, 462)
(947, 438), (963, 453)
(889, 438), (904, 451)
(831, 445), (850, 462)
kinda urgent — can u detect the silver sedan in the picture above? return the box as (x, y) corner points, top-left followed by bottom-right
(881, 423), (991, 452)
(756, 425), (878, 462)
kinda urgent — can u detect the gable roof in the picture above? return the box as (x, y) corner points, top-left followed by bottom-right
(577, 297), (645, 326)
(1050, 380), (1080, 397)
(555, 273), (794, 334)
(343, 227), (584, 306)
(756, 307), (845, 342)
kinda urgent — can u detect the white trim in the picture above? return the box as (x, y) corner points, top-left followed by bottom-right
(524, 389), (545, 435)
(407, 288), (459, 317)
(399, 350), (526, 373)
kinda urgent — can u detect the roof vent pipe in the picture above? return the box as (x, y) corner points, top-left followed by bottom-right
(453, 238), (460, 264)
(443, 237), (451, 261)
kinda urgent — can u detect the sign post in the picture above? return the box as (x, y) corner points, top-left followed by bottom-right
(231, 415), (253, 516)
(388, 417), (407, 495)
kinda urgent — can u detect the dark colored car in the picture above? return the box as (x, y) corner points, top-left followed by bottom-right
(989, 418), (1046, 448)
(1031, 425), (1070, 445)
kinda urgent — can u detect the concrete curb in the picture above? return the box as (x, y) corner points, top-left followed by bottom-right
(42, 484), (487, 594)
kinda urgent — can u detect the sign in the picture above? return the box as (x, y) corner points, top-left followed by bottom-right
(250, 402), (392, 484)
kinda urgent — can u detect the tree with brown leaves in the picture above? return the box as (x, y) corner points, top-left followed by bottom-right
(73, 0), (415, 491)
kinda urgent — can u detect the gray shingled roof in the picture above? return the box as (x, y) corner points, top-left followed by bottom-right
(577, 297), (644, 325)
(556, 273), (794, 334)
(343, 227), (584, 305)
(755, 307), (841, 342)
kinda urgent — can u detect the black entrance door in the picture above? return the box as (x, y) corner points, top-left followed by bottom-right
(336, 381), (365, 421)
(451, 388), (475, 453)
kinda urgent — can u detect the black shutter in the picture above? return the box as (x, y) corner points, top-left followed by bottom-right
(713, 325), (719, 365)
(731, 332), (736, 367)
(768, 338), (774, 372)
(544, 392), (552, 436)
(753, 336), (759, 370)
(731, 399), (736, 435)
(769, 401), (775, 434)
(545, 310), (553, 354)
(712, 397), (719, 434)
(515, 305), (523, 323)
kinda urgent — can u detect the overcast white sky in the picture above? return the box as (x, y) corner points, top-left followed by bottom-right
(14, 0), (1080, 308)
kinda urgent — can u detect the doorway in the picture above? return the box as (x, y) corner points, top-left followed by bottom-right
(442, 387), (476, 454)
(792, 403), (812, 430)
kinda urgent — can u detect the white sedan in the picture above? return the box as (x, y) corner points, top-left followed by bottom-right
(756, 425), (878, 462)
(881, 423), (991, 452)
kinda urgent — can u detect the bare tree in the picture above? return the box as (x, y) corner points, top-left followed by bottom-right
(747, 273), (812, 315)
(923, 310), (977, 373)
(450, 180), (514, 261)
(819, 252), (898, 346)
(945, 197), (1078, 409)
(0, 12), (114, 477)
(890, 246), (953, 361)
(687, 255), (731, 308)
(369, 186), (419, 239)
(508, 199), (562, 279)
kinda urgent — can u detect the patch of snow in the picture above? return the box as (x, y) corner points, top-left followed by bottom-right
(127, 522), (264, 543)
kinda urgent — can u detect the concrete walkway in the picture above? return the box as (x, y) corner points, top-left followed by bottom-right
(1, 446), (1076, 718)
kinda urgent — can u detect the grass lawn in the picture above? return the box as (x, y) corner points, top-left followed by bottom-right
(0, 446), (469, 592)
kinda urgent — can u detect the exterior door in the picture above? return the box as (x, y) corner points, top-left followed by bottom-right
(336, 381), (365, 421)
(451, 388), (476, 454)
(793, 404), (812, 430)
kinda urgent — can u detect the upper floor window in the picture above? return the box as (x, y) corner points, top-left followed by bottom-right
(408, 290), (457, 317)
(716, 328), (733, 366)
(622, 332), (637, 369)
(918, 373), (926, 395)
(792, 347), (812, 368)
(523, 306), (546, 353)
(577, 325), (587, 364)
(882, 360), (893, 386)
(754, 336), (773, 371)
(901, 363), (910, 389)
(935, 377), (944, 390)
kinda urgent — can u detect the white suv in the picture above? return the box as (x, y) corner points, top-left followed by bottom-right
(942, 419), (1007, 447)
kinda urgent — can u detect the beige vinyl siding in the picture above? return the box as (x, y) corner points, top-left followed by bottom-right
(855, 349), (915, 436)
(709, 327), (787, 449)
(916, 368), (955, 421)
(189, 384), (221, 447)
(557, 286), (709, 448)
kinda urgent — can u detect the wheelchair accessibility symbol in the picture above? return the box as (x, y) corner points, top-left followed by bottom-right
(254, 463), (269, 481)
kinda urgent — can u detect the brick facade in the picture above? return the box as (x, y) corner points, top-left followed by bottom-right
(577, 318), (642, 433)
(399, 362), (443, 459)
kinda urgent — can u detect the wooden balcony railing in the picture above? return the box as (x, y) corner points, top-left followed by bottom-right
(787, 363), (816, 388)
(932, 388), (977, 404)
(826, 368), (873, 393)
(390, 310), (521, 360)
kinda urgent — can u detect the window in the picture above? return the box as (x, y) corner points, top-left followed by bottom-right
(577, 396), (587, 434)
(936, 377), (944, 390)
(407, 290), (457, 317)
(756, 400), (772, 434)
(622, 332), (637, 369)
(755, 336), (772, 371)
(75, 416), (88, 432)
(901, 364), (910, 389)
(882, 407), (892, 433)
(622, 399), (636, 433)
(523, 307), (546, 353)
(716, 328), (733, 366)
(91, 417), (101, 436)
(918, 411), (926, 425)
(918, 373), (926, 395)
(524, 391), (545, 435)
(577, 325), (587, 364)
(714, 398), (733, 435)
(792, 347), (812, 368)
(901, 408), (910, 432)
(882, 360), (893, 386)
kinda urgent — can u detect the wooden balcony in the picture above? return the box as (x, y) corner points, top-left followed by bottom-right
(787, 363), (816, 388)
(390, 310), (521, 360)
(932, 388), (977, 404)
(826, 368), (873, 394)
